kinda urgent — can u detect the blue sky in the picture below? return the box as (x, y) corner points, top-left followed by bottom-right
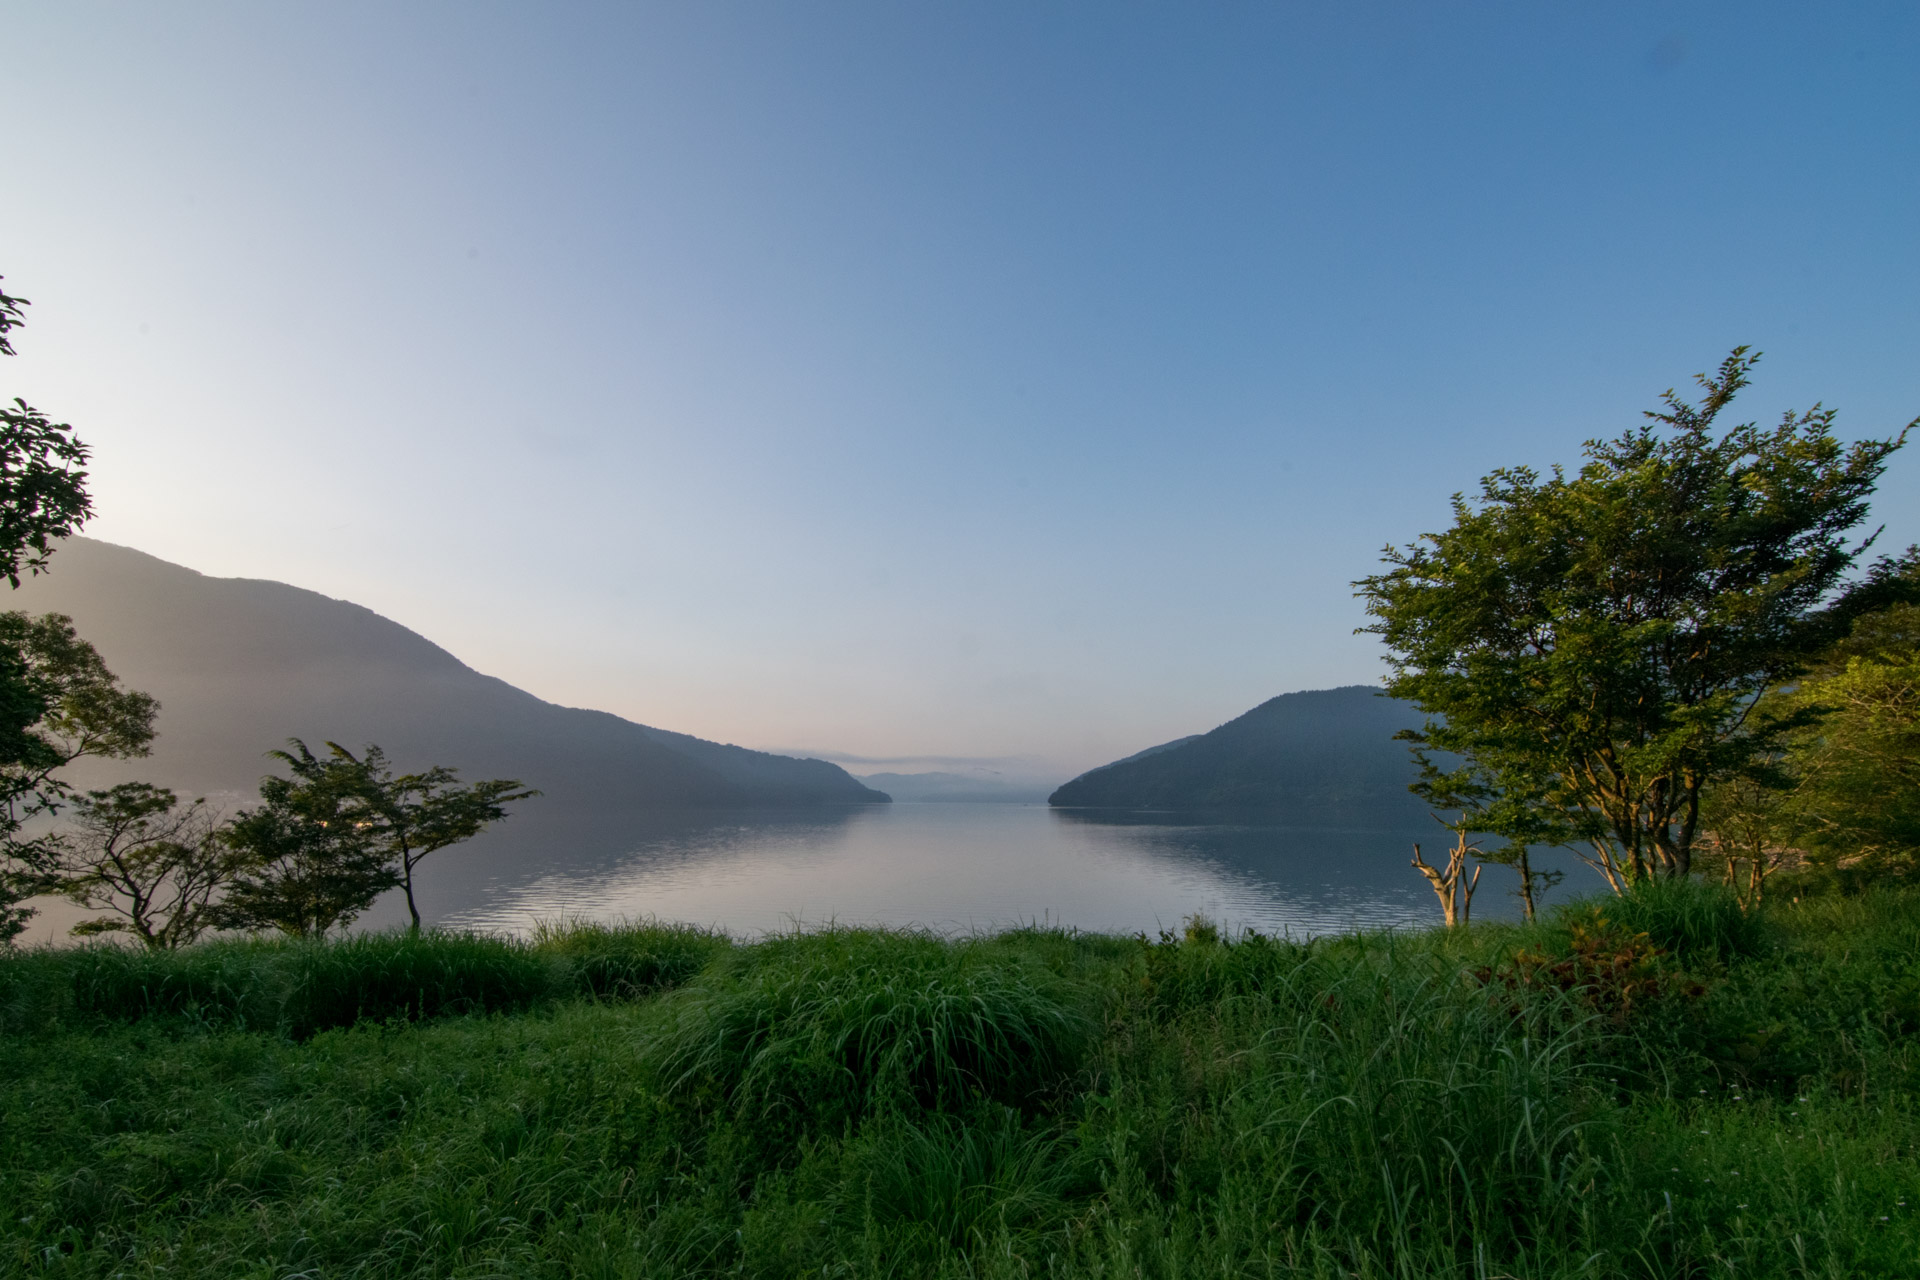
(4, 2), (1917, 780)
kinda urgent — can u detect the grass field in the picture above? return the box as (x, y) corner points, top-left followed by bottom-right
(4, 881), (1920, 1277)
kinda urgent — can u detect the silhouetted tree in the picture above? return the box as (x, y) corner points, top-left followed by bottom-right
(0, 274), (136, 942)
(47, 782), (240, 947)
(311, 742), (535, 931)
(214, 744), (401, 938)
(0, 613), (158, 940)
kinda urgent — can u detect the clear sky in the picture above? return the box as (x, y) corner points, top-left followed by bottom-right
(4, 2), (1917, 781)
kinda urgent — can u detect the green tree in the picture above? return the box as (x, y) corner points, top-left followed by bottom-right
(0, 278), (93, 587)
(47, 782), (240, 947)
(0, 613), (159, 940)
(1773, 578), (1920, 886)
(1693, 550), (1920, 904)
(312, 742), (535, 931)
(214, 744), (401, 938)
(1357, 350), (1911, 891)
(0, 274), (131, 942)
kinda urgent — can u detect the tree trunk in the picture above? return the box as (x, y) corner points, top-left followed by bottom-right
(402, 856), (421, 933)
(1412, 831), (1480, 928)
(1515, 848), (1538, 922)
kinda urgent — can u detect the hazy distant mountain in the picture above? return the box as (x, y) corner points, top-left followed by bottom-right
(1048, 686), (1428, 823)
(856, 771), (1054, 803)
(7, 538), (889, 811)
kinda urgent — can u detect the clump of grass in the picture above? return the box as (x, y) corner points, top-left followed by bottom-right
(63, 938), (287, 1030)
(651, 928), (1101, 1131)
(1591, 874), (1775, 962)
(842, 1106), (1091, 1250)
(530, 917), (729, 999)
(277, 931), (553, 1036)
(4, 923), (726, 1041)
(1100, 928), (1618, 1267)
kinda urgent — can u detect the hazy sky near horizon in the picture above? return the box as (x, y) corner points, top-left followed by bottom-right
(4, 2), (1918, 780)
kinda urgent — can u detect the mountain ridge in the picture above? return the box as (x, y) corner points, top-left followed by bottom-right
(1048, 686), (1428, 823)
(7, 538), (890, 811)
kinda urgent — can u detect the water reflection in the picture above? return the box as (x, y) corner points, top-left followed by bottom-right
(366, 804), (1604, 940)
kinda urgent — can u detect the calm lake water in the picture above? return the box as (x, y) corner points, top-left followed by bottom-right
(366, 803), (1602, 940)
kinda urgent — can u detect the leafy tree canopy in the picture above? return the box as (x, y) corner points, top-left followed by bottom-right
(0, 613), (157, 941)
(1357, 349), (1912, 890)
(214, 747), (402, 939)
(298, 741), (535, 931)
(0, 276), (92, 588)
(49, 782), (240, 948)
(0, 272), (124, 942)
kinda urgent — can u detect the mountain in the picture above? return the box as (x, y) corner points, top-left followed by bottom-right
(855, 771), (1055, 803)
(6, 538), (889, 811)
(1048, 686), (1427, 823)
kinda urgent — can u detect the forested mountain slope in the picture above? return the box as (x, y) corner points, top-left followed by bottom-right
(1048, 686), (1426, 823)
(7, 538), (888, 811)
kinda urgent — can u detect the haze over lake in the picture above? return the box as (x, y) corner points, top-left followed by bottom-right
(364, 804), (1601, 940)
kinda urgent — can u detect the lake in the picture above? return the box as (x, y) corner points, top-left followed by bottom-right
(363, 802), (1603, 940)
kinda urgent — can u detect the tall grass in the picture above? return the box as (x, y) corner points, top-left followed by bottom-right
(6, 894), (1920, 1276)
(651, 928), (1101, 1132)
(0, 919), (728, 1037)
(530, 917), (729, 999)
(1593, 873), (1776, 962)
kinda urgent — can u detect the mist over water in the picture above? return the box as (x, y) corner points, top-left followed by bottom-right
(381, 804), (1603, 940)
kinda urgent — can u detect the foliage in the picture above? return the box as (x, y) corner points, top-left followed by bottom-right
(0, 273), (153, 944)
(1357, 349), (1912, 892)
(1777, 602), (1920, 886)
(1695, 558), (1920, 898)
(44, 782), (242, 948)
(0, 276), (25, 358)
(292, 739), (535, 930)
(7, 905), (1920, 1274)
(0, 613), (158, 942)
(213, 746), (402, 938)
(1597, 871), (1776, 962)
(529, 917), (730, 999)
(0, 277), (93, 590)
(0, 920), (726, 1039)
(649, 929), (1101, 1136)
(7, 905), (1920, 1275)
(1477, 907), (1702, 1026)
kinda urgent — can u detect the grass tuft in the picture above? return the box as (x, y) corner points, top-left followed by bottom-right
(1590, 874), (1775, 962)
(532, 917), (730, 1000)
(651, 929), (1101, 1130)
